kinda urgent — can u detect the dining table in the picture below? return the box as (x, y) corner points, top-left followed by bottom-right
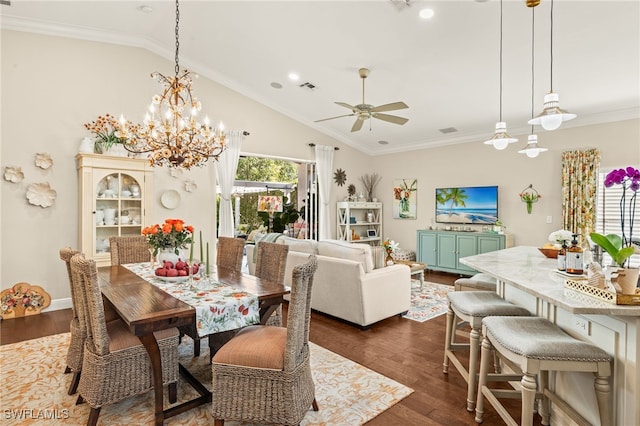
(97, 263), (289, 426)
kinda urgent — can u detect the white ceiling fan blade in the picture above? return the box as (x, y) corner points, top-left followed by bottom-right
(372, 112), (409, 125)
(371, 101), (409, 113)
(335, 102), (356, 110)
(314, 113), (355, 123)
(351, 116), (366, 132)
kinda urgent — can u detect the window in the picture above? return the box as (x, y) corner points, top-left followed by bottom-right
(595, 168), (640, 268)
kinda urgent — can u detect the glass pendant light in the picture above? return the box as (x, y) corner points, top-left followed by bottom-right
(528, 0), (576, 130)
(484, 0), (517, 150)
(519, 2), (548, 158)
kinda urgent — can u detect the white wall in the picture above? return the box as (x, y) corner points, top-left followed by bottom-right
(1, 30), (638, 308)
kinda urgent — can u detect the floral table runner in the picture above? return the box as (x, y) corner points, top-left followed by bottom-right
(123, 263), (259, 337)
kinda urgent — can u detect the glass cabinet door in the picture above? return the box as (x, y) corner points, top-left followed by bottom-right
(94, 172), (144, 256)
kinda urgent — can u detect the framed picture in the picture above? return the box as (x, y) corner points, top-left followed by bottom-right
(367, 229), (377, 237)
(257, 195), (283, 212)
(392, 178), (417, 219)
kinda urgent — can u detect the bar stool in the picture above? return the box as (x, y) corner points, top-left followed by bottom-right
(454, 273), (497, 292)
(443, 291), (530, 411)
(475, 316), (612, 426)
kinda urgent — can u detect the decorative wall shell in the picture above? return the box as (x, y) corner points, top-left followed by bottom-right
(4, 166), (25, 183)
(35, 153), (53, 169)
(26, 182), (57, 208)
(184, 179), (197, 193)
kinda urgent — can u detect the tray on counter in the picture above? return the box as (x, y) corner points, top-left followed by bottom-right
(565, 279), (640, 305)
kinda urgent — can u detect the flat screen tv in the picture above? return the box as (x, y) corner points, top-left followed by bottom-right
(435, 185), (498, 224)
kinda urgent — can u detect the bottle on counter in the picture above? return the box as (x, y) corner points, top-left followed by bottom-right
(566, 234), (584, 275)
(557, 240), (568, 271)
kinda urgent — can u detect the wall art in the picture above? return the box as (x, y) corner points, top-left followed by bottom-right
(392, 178), (417, 219)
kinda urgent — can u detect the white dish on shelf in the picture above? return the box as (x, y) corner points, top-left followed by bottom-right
(155, 274), (188, 283)
(161, 190), (181, 209)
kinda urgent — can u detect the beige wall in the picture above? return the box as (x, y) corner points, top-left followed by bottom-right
(1, 30), (638, 308)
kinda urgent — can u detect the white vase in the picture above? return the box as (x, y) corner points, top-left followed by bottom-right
(79, 137), (94, 153)
(104, 144), (128, 157)
(616, 268), (639, 295)
(157, 247), (190, 266)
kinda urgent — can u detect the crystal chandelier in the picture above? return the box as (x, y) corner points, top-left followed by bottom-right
(118, 0), (225, 169)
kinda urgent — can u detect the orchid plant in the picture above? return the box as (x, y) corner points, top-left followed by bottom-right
(590, 166), (639, 267)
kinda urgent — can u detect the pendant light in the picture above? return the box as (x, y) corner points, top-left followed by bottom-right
(519, 2), (548, 158)
(528, 0), (576, 130)
(483, 0), (517, 150)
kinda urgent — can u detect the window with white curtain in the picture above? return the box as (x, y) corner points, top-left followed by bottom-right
(595, 168), (640, 268)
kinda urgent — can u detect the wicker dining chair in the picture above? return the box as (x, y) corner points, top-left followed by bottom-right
(255, 241), (289, 326)
(109, 235), (152, 265)
(216, 236), (245, 272)
(211, 255), (319, 426)
(70, 254), (179, 426)
(59, 247), (85, 395)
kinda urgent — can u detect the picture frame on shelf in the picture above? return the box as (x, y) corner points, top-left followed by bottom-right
(367, 229), (377, 237)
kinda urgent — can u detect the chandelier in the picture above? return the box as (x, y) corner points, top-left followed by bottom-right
(118, 0), (225, 169)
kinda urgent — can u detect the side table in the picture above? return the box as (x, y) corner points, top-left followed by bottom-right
(393, 260), (426, 288)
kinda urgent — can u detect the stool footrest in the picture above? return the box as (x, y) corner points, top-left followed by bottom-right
(543, 389), (592, 426)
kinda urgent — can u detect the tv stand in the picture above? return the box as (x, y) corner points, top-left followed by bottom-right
(416, 229), (513, 275)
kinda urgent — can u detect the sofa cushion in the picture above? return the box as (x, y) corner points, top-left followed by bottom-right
(277, 236), (318, 254)
(317, 240), (373, 273)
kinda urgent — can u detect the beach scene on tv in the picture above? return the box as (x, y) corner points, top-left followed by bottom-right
(436, 186), (498, 224)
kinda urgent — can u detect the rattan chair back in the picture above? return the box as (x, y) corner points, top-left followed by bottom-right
(255, 241), (289, 284)
(216, 236), (245, 272)
(59, 248), (85, 380)
(284, 255), (318, 371)
(109, 235), (152, 265)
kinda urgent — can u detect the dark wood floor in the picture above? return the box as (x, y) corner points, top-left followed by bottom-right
(1, 270), (535, 425)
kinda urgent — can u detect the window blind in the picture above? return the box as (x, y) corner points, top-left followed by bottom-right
(595, 169), (640, 268)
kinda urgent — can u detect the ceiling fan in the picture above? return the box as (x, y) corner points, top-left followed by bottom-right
(315, 68), (409, 132)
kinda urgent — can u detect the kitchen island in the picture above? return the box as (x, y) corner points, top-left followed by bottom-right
(460, 246), (639, 426)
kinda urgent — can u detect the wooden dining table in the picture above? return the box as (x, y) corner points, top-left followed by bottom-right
(97, 264), (289, 426)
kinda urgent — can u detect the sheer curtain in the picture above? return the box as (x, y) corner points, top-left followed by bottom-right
(561, 148), (601, 243)
(216, 131), (243, 237)
(314, 145), (335, 240)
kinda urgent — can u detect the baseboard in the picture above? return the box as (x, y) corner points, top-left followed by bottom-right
(43, 297), (72, 312)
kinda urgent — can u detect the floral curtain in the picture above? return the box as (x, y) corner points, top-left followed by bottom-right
(561, 148), (601, 244)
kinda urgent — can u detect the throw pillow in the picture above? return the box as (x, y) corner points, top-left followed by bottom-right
(277, 236), (318, 254)
(317, 240), (373, 273)
(370, 245), (386, 269)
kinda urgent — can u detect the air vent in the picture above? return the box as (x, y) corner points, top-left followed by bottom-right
(439, 127), (458, 134)
(299, 82), (316, 90)
(0, 1), (12, 5)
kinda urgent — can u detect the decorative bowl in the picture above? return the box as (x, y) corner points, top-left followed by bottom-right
(538, 248), (559, 259)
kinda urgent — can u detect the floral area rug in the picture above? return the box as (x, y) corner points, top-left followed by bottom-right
(402, 280), (454, 322)
(0, 333), (412, 425)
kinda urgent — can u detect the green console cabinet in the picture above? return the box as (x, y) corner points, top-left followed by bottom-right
(416, 230), (513, 275)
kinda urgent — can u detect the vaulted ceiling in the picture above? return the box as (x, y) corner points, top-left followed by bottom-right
(2, 1), (638, 155)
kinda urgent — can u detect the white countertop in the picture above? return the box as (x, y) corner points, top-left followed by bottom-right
(459, 246), (640, 316)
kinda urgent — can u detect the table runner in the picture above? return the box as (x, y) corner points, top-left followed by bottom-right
(123, 263), (260, 337)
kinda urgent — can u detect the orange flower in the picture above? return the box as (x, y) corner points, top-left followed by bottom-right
(162, 223), (172, 234)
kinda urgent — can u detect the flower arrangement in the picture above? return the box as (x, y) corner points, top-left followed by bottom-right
(519, 184), (540, 214)
(382, 239), (399, 256)
(393, 179), (417, 216)
(590, 166), (639, 267)
(548, 229), (572, 246)
(142, 218), (194, 256)
(84, 113), (131, 153)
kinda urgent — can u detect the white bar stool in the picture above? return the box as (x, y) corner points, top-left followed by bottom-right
(443, 291), (530, 411)
(475, 316), (612, 426)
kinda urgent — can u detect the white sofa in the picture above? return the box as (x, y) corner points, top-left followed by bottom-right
(246, 237), (411, 328)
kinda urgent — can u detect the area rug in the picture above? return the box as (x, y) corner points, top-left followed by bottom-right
(402, 280), (454, 323)
(0, 333), (412, 425)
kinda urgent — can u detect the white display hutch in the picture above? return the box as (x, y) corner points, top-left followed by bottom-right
(337, 201), (382, 245)
(76, 153), (153, 266)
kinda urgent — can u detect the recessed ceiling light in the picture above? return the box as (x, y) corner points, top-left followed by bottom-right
(419, 8), (434, 20)
(137, 5), (153, 13)
(270, 82), (283, 89)
(378, 140), (389, 145)
(288, 72), (300, 81)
